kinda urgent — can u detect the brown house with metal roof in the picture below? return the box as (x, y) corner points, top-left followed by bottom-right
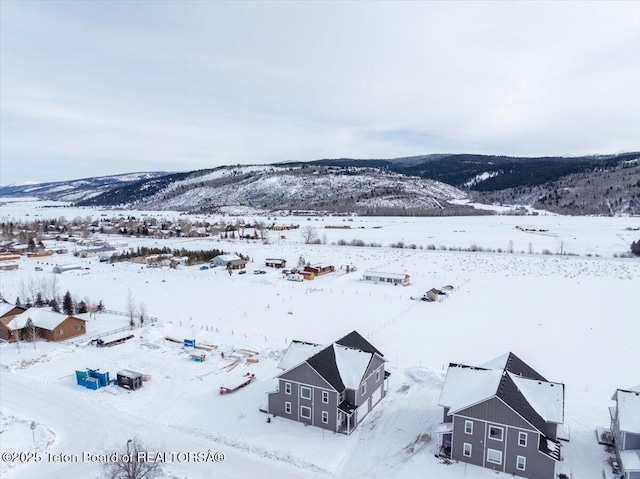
(0, 304), (28, 341)
(1, 307), (86, 342)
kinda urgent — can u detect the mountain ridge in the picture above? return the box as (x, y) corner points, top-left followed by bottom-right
(1, 152), (638, 215)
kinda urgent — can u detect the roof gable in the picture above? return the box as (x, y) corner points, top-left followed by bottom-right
(442, 353), (564, 434)
(307, 346), (345, 391)
(454, 396), (538, 432)
(278, 362), (336, 391)
(277, 330), (384, 393)
(336, 331), (383, 357)
(481, 352), (547, 381)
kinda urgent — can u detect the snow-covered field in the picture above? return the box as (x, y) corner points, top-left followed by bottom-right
(0, 198), (638, 479)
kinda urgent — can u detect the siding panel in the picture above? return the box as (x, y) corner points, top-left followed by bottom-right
(280, 363), (335, 390)
(456, 397), (536, 432)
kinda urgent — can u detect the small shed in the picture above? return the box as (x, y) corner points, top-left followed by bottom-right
(299, 270), (315, 280)
(227, 259), (248, 270)
(117, 370), (144, 390)
(426, 288), (447, 302)
(265, 258), (287, 268)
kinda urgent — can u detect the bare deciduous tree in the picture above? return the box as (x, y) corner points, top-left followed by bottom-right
(102, 437), (162, 479)
(138, 302), (147, 326)
(255, 220), (267, 241)
(126, 290), (137, 329)
(300, 225), (318, 244)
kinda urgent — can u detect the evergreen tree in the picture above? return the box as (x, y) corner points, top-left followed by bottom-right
(22, 318), (40, 347)
(15, 297), (21, 306)
(50, 298), (61, 313)
(77, 301), (88, 314)
(97, 300), (105, 312)
(631, 240), (640, 256)
(63, 291), (74, 315)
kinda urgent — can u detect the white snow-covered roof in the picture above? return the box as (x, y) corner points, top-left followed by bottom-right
(333, 344), (372, 390)
(617, 388), (640, 434)
(479, 353), (510, 370)
(438, 365), (502, 413)
(212, 254), (241, 263)
(9, 308), (83, 331)
(620, 450), (640, 472)
(363, 270), (408, 280)
(277, 341), (324, 370)
(434, 422), (454, 434)
(509, 373), (564, 423)
(54, 263), (82, 270)
(0, 303), (22, 317)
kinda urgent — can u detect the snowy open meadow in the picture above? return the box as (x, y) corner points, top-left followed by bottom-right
(0, 198), (638, 479)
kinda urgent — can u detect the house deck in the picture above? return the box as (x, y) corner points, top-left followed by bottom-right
(596, 427), (615, 447)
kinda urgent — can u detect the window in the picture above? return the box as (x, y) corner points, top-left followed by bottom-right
(322, 391), (329, 404)
(486, 448), (502, 464)
(463, 443), (472, 457)
(361, 383), (366, 395)
(300, 406), (311, 419)
(285, 382), (291, 395)
(488, 425), (504, 441)
(58, 329), (63, 335)
(285, 402), (291, 414)
(322, 411), (329, 424)
(75, 325), (81, 330)
(516, 455), (526, 471)
(518, 432), (527, 447)
(375, 369), (381, 382)
(300, 386), (311, 400)
(464, 420), (473, 434)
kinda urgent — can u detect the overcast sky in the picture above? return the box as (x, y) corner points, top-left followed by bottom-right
(1, 1), (639, 185)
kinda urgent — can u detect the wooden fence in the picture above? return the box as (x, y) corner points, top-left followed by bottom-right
(66, 309), (158, 345)
(68, 326), (133, 345)
(101, 309), (157, 323)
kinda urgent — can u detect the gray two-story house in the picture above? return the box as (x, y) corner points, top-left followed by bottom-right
(436, 352), (565, 479)
(610, 386), (640, 479)
(267, 331), (389, 434)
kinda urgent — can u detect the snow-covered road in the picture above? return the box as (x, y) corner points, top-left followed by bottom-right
(0, 371), (331, 479)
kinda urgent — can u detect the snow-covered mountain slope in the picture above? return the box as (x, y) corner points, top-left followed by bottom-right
(1, 165), (468, 214)
(0, 172), (170, 203)
(115, 165), (468, 213)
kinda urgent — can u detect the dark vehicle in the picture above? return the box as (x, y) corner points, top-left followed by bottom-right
(254, 270), (266, 275)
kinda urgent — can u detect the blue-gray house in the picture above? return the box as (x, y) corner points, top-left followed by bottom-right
(610, 386), (640, 479)
(436, 352), (565, 479)
(267, 331), (389, 434)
